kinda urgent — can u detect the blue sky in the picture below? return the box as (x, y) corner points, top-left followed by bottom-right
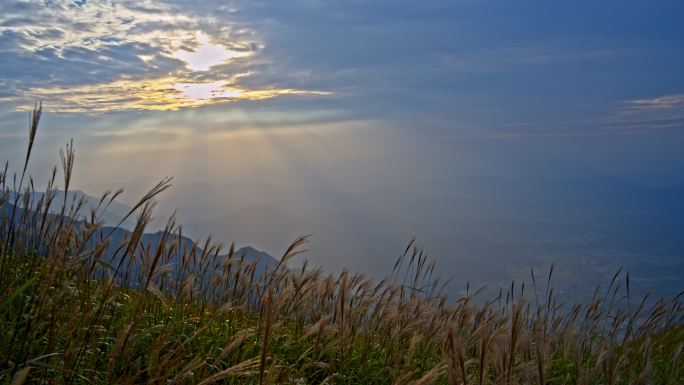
(1, 0), (683, 186)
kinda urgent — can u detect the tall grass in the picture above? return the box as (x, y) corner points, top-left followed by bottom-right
(1, 106), (682, 384)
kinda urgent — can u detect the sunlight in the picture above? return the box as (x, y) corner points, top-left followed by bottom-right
(172, 81), (241, 100)
(173, 32), (249, 71)
(13, 77), (330, 112)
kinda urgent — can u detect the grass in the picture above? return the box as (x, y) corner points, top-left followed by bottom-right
(0, 105), (683, 384)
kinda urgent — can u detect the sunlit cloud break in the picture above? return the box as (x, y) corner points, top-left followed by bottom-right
(173, 32), (252, 71)
(0, 0), (331, 113)
(4, 77), (331, 113)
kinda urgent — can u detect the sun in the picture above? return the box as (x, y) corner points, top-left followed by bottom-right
(173, 32), (250, 71)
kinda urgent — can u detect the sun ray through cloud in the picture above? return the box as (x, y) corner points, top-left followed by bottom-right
(0, 0), (330, 113)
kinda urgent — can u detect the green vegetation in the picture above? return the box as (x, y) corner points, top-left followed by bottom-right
(1, 106), (683, 384)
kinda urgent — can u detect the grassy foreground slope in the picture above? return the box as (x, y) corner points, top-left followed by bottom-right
(1, 107), (683, 384)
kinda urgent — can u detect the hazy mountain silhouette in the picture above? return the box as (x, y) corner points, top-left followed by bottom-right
(10, 190), (136, 228)
(185, 204), (303, 256)
(70, 176), (684, 300)
(3, 200), (278, 279)
(99, 226), (278, 278)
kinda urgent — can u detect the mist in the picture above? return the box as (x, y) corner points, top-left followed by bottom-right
(2, 107), (681, 300)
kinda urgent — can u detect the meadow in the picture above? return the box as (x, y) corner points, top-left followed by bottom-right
(1, 106), (682, 384)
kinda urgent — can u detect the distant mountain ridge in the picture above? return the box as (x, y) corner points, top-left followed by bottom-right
(3, 197), (278, 278)
(9, 190), (136, 229)
(15, 176), (683, 301)
(99, 226), (278, 278)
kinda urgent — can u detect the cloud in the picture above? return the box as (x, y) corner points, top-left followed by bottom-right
(0, 0), (331, 112)
(0, 0), (201, 55)
(1, 74), (330, 113)
(626, 94), (684, 110)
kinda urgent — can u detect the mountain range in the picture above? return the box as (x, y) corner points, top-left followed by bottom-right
(57, 176), (684, 300)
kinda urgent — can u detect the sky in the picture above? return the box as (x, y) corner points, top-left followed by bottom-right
(1, 0), (683, 184)
(1, 1), (684, 292)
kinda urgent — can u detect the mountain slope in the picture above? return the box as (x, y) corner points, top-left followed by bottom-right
(9, 190), (136, 228)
